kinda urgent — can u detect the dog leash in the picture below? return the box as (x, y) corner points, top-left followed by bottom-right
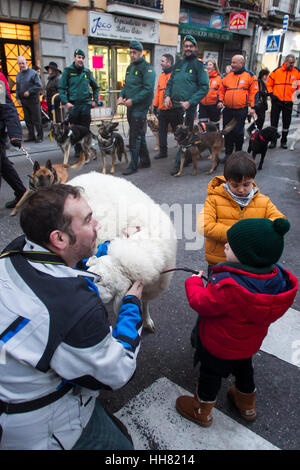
(161, 266), (208, 282)
(20, 146), (34, 166)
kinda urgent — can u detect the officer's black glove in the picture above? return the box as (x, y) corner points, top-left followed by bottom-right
(297, 93), (300, 100)
(153, 106), (158, 117)
(10, 138), (22, 148)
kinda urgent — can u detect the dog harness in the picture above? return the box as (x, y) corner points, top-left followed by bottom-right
(250, 130), (266, 143)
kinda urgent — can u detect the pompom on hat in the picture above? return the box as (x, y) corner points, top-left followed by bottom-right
(227, 218), (290, 267)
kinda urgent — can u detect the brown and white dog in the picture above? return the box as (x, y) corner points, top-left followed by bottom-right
(10, 152), (85, 216)
(173, 119), (237, 177)
(50, 121), (97, 165)
(147, 113), (173, 150)
(96, 120), (128, 174)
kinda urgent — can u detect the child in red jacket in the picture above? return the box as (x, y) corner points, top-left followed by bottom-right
(176, 217), (298, 427)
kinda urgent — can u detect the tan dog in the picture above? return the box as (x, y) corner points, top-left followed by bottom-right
(10, 152), (85, 216)
(173, 119), (237, 177)
(147, 114), (173, 150)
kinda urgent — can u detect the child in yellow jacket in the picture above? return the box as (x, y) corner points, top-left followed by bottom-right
(198, 151), (285, 267)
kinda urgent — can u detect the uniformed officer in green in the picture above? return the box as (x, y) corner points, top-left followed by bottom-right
(164, 35), (209, 175)
(58, 48), (100, 158)
(117, 41), (155, 175)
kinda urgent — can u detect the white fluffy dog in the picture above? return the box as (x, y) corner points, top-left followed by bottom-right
(68, 172), (177, 331)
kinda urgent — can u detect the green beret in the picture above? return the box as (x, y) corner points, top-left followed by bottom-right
(183, 35), (197, 47)
(129, 40), (143, 51)
(74, 48), (85, 57)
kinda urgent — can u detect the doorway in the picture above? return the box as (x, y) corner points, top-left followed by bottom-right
(0, 22), (34, 119)
(88, 43), (151, 117)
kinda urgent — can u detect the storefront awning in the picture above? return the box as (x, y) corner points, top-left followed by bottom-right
(179, 23), (233, 42)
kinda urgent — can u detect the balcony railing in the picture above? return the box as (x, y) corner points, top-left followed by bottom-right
(106, 0), (164, 10)
(224, 0), (262, 13)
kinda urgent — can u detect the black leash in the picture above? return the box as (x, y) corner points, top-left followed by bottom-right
(161, 266), (208, 282)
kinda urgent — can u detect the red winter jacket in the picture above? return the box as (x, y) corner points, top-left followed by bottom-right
(185, 263), (298, 360)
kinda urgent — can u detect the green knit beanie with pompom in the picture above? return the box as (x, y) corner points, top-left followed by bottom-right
(227, 218), (290, 267)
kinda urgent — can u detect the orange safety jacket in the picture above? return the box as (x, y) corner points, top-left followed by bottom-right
(219, 69), (258, 109)
(153, 69), (172, 110)
(200, 70), (222, 106)
(266, 63), (300, 102)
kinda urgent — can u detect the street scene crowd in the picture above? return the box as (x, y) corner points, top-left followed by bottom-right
(0, 33), (299, 450)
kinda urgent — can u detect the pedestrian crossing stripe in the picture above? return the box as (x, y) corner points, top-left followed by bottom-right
(115, 377), (279, 450)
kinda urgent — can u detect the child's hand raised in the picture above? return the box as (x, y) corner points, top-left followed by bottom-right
(192, 270), (204, 278)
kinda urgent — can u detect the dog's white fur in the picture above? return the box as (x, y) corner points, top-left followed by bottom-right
(289, 129), (300, 151)
(68, 172), (177, 331)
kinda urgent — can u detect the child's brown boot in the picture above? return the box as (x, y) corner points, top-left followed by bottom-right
(228, 386), (257, 421)
(176, 392), (216, 427)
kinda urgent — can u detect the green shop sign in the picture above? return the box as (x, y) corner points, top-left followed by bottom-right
(179, 23), (233, 42)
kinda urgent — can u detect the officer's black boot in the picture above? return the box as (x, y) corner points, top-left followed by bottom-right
(154, 146), (167, 159)
(280, 131), (288, 149)
(123, 148), (138, 175)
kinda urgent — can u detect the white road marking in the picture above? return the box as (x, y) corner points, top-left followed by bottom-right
(115, 377), (279, 450)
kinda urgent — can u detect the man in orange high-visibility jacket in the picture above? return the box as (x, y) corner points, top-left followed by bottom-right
(152, 54), (181, 160)
(266, 54), (300, 149)
(217, 55), (258, 162)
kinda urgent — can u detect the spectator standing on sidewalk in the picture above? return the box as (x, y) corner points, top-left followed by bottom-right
(16, 56), (43, 143)
(266, 54), (300, 149)
(247, 69), (270, 136)
(45, 61), (62, 122)
(198, 59), (222, 129)
(217, 55), (258, 162)
(0, 76), (26, 209)
(152, 53), (178, 160)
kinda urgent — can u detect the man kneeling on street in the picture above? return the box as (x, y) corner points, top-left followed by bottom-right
(0, 184), (143, 450)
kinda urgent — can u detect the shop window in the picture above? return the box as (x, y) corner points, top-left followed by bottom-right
(0, 22), (31, 40)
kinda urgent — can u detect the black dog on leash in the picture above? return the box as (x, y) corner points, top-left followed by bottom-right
(247, 126), (280, 170)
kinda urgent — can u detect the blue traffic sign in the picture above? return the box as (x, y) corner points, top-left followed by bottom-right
(266, 34), (281, 53)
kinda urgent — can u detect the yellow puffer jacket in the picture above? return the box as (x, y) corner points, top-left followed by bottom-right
(198, 176), (285, 265)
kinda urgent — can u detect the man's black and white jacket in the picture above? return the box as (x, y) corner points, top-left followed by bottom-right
(0, 236), (143, 450)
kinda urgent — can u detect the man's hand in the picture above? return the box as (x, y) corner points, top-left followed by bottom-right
(117, 97), (124, 105)
(91, 100), (97, 108)
(124, 99), (133, 108)
(164, 96), (172, 108)
(217, 102), (224, 110)
(248, 108), (257, 119)
(10, 138), (22, 148)
(65, 102), (74, 110)
(126, 279), (144, 300)
(180, 101), (190, 111)
(23, 90), (29, 97)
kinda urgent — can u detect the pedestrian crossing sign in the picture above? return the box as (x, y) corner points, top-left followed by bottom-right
(266, 34), (281, 53)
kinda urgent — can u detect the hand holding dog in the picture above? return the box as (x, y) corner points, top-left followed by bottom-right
(126, 280), (144, 300)
(164, 96), (172, 109)
(180, 101), (190, 111)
